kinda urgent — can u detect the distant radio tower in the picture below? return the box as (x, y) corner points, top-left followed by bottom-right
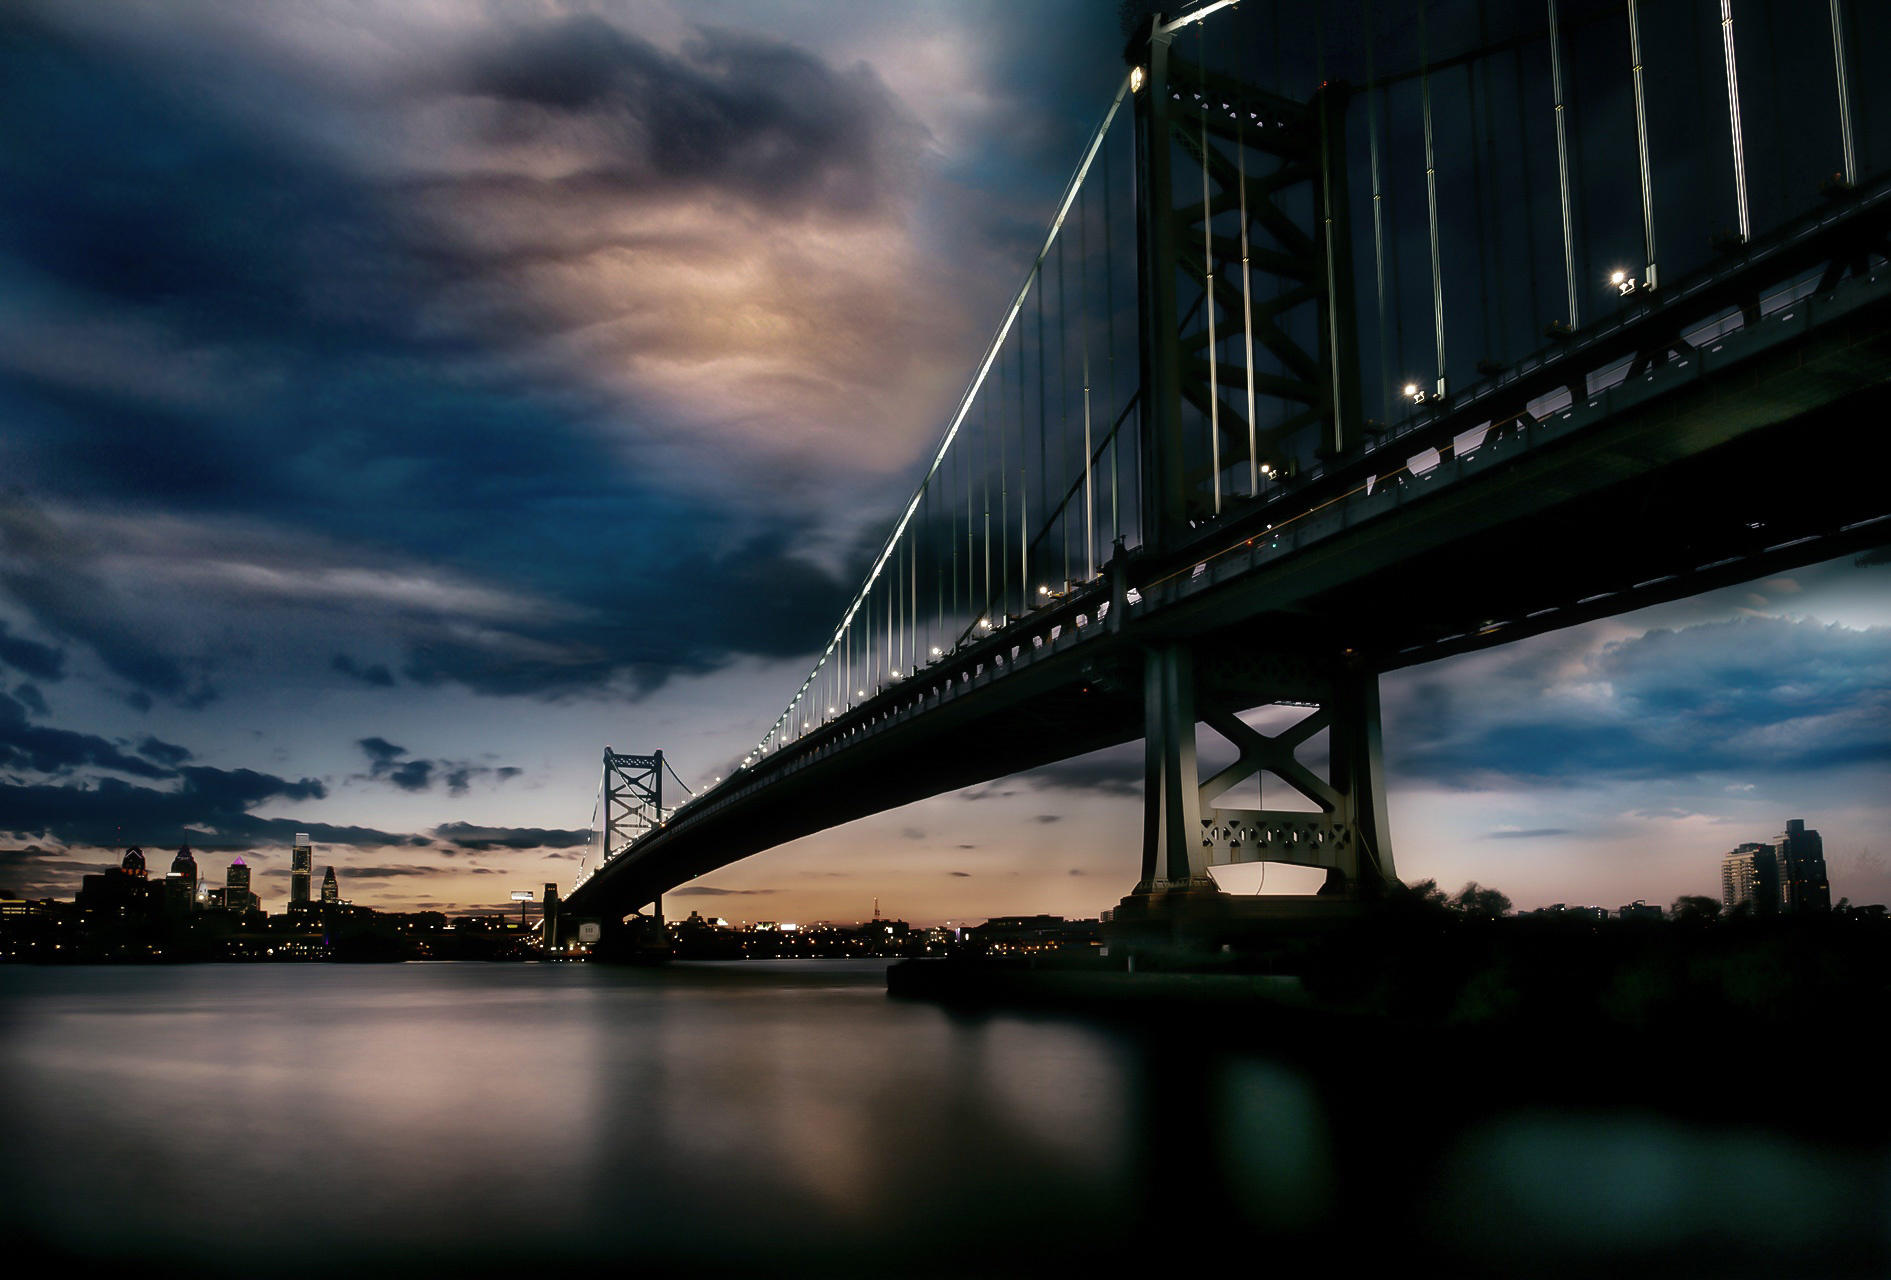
(873, 897), (880, 922)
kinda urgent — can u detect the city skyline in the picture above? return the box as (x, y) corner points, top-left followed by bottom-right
(2, 1), (1889, 922)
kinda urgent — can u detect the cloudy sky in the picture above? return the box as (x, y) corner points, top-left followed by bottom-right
(2, 0), (1887, 921)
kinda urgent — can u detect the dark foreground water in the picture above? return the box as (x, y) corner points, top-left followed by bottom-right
(2, 961), (1885, 1277)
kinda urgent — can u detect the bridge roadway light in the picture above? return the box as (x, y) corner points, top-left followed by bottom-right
(1611, 268), (1639, 296)
(1130, 66), (1145, 93)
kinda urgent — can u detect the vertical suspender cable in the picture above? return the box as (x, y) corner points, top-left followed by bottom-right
(1548, 0), (1580, 328)
(1420, 1), (1447, 397)
(982, 387), (991, 624)
(1828, 0), (1857, 186)
(1080, 182), (1096, 579)
(1202, 98), (1222, 514)
(924, 484), (933, 661)
(1627, 0), (1659, 288)
(1020, 306), (1031, 603)
(1315, 3), (1352, 440)
(1234, 10), (1257, 495)
(945, 431), (954, 638)
(1105, 132), (1121, 544)
(1000, 336), (1010, 617)
(1512, 42), (1542, 335)
(1364, 0), (1391, 428)
(1719, 0), (1751, 242)
(1478, 0), (1509, 357)
(941, 457), (953, 650)
(1466, 47), (1493, 358)
(1034, 271), (1046, 586)
(965, 401), (974, 628)
(1237, 116), (1258, 495)
(1057, 234), (1071, 587)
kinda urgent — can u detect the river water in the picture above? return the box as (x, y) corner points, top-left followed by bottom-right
(2, 961), (1885, 1276)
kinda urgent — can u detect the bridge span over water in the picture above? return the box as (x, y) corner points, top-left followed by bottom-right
(569, 1), (1891, 929)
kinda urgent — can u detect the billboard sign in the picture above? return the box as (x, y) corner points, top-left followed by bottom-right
(510, 890), (534, 902)
(578, 921), (601, 944)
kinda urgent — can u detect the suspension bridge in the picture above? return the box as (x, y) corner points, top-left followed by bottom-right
(567, 0), (1891, 943)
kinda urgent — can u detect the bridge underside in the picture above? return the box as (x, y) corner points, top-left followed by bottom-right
(569, 281), (1891, 923)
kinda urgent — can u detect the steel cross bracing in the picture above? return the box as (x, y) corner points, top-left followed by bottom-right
(568, 2), (1891, 925)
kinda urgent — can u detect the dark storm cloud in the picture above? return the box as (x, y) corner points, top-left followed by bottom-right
(357, 739), (524, 796)
(0, 500), (214, 706)
(332, 655), (396, 687)
(0, 621), (64, 682)
(432, 822), (587, 852)
(0, 690), (174, 780)
(451, 17), (926, 218)
(397, 532), (854, 700)
(135, 737), (192, 767)
(0, 849), (92, 873)
(1391, 618), (1891, 786)
(0, 12), (878, 704)
(672, 885), (777, 897)
(12, 683), (48, 717)
(0, 766), (423, 851)
(360, 738), (405, 768)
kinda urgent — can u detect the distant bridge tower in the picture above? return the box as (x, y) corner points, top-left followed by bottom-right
(1122, 13), (1393, 924)
(601, 748), (667, 924)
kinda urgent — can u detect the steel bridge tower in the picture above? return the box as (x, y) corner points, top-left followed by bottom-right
(1121, 13), (1394, 926)
(601, 748), (667, 925)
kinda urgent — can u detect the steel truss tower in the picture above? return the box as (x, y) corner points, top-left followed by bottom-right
(602, 748), (666, 923)
(1127, 15), (1393, 909)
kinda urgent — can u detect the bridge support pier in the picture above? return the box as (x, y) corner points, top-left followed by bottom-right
(1113, 644), (1398, 956)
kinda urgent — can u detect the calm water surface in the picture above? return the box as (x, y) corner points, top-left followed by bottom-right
(2, 961), (1884, 1276)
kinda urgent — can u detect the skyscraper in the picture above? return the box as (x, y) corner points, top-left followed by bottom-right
(121, 846), (146, 879)
(321, 865), (339, 904)
(227, 857), (253, 913)
(1721, 842), (1780, 915)
(170, 846), (198, 907)
(1776, 818), (1831, 913)
(291, 834), (312, 906)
